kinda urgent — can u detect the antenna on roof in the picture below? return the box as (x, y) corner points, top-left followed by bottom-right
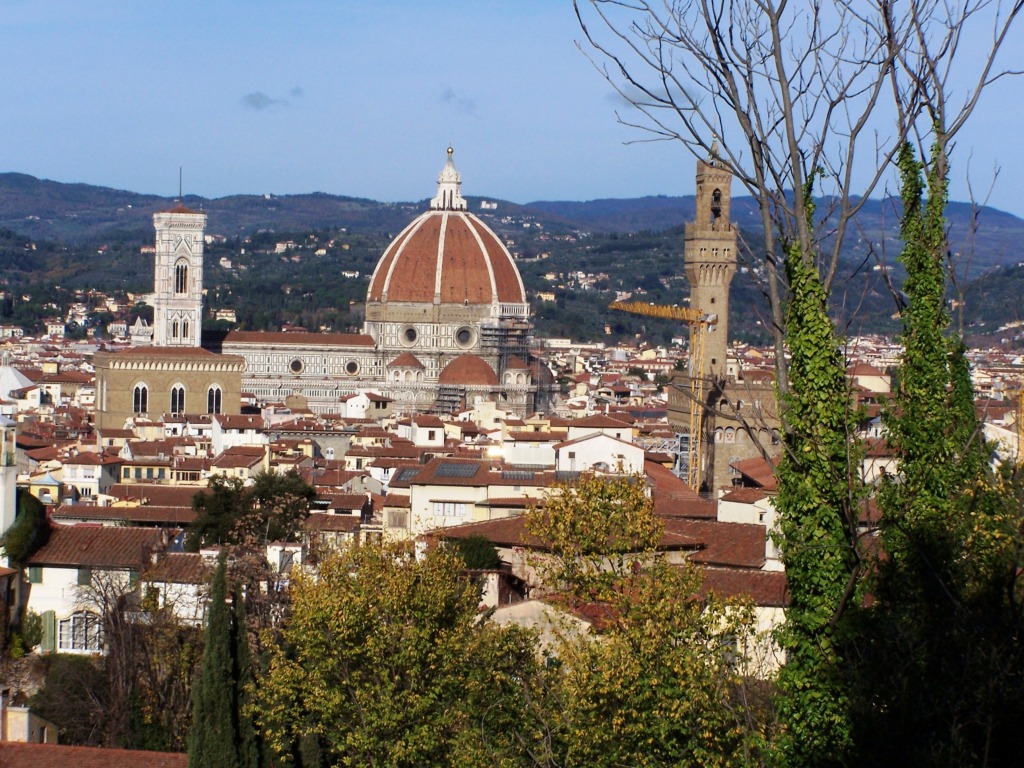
(179, 166), (183, 202)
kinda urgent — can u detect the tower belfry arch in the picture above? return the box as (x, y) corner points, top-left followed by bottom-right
(684, 142), (737, 379)
(151, 204), (206, 347)
(666, 143), (781, 494)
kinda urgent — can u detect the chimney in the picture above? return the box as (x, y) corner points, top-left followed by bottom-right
(1, 686), (9, 742)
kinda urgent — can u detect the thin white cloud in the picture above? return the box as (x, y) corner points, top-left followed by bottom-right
(441, 86), (478, 115)
(241, 87), (305, 111)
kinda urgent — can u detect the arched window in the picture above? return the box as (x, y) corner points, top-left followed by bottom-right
(58, 610), (102, 652)
(172, 320), (179, 338)
(207, 386), (222, 414)
(170, 385), (186, 414)
(182, 320), (189, 339)
(133, 384), (148, 414)
(175, 261), (188, 294)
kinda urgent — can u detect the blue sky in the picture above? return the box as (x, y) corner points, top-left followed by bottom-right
(3, 1), (1023, 216)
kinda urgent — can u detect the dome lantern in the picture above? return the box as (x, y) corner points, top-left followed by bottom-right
(430, 146), (467, 212)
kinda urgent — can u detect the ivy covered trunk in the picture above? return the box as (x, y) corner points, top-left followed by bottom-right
(773, 230), (863, 767)
(855, 142), (1024, 766)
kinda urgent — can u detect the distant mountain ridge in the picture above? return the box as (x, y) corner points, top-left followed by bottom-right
(2, 171), (1022, 277)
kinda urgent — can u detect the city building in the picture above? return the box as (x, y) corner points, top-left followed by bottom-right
(668, 144), (780, 493)
(95, 149), (545, 430)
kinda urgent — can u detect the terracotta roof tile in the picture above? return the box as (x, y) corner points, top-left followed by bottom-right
(699, 566), (789, 607)
(388, 352), (425, 369)
(108, 483), (205, 507)
(144, 552), (211, 584)
(305, 512), (362, 532)
(0, 743), (186, 768)
(729, 455), (779, 490)
(438, 354), (498, 386)
(0, 745), (186, 768)
(53, 503), (197, 526)
(367, 211), (526, 305)
(27, 525), (170, 569)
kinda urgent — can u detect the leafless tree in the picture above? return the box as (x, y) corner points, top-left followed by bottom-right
(574, 0), (1021, 394)
(66, 569), (201, 750)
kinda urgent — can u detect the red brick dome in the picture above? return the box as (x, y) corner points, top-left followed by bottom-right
(438, 354), (499, 386)
(366, 148), (526, 308)
(367, 210), (525, 305)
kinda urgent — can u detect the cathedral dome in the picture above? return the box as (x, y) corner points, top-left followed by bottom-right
(366, 148), (526, 307)
(438, 354), (499, 386)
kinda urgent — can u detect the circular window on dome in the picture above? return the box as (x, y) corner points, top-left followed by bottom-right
(345, 360), (359, 375)
(455, 326), (475, 348)
(289, 358), (304, 374)
(401, 325), (418, 346)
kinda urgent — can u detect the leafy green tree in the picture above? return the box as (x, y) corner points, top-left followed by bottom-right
(526, 474), (766, 767)
(187, 476), (249, 551)
(189, 554), (258, 768)
(255, 542), (548, 767)
(249, 469), (317, 543)
(446, 533), (503, 570)
(31, 654), (109, 745)
(1, 490), (50, 567)
(849, 141), (1024, 766)
(187, 470), (315, 551)
(526, 473), (663, 608)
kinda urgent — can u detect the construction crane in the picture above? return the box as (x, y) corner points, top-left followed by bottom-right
(609, 301), (717, 490)
(1017, 388), (1024, 464)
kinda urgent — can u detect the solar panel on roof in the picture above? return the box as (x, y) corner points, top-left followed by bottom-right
(502, 470), (535, 481)
(394, 468), (421, 483)
(435, 462), (480, 478)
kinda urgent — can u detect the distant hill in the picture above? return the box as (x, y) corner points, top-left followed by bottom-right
(2, 173), (1022, 278)
(1, 171), (1022, 345)
(0, 173), (576, 242)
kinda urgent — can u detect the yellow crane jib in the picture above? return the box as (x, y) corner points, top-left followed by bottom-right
(608, 300), (711, 492)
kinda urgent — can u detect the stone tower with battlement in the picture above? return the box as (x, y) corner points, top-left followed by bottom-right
(683, 145), (737, 379)
(151, 204), (207, 347)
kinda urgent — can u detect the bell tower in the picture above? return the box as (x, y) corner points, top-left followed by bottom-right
(684, 141), (736, 379)
(151, 204), (207, 347)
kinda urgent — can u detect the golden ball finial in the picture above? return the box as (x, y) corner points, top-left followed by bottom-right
(447, 145), (454, 157)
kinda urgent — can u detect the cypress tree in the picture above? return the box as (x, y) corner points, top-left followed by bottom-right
(189, 554), (257, 768)
(852, 141), (1024, 765)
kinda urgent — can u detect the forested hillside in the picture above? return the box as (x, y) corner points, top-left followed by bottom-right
(0, 172), (1020, 345)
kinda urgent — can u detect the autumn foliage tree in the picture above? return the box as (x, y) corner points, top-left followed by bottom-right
(526, 474), (767, 767)
(254, 542), (550, 767)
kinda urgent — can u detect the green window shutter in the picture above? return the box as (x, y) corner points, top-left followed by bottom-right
(77, 567), (92, 586)
(40, 610), (55, 652)
(28, 566), (42, 584)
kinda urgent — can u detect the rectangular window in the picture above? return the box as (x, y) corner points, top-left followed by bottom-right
(29, 566), (42, 584)
(58, 612), (102, 652)
(77, 567), (92, 586)
(432, 501), (467, 518)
